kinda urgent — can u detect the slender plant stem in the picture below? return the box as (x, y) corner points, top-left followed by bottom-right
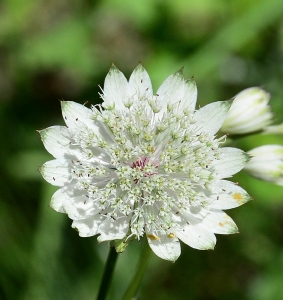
(121, 241), (152, 300)
(96, 246), (119, 300)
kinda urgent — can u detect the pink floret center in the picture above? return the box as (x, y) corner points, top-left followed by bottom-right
(130, 157), (158, 183)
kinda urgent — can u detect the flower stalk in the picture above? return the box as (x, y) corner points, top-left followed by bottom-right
(96, 246), (119, 300)
(121, 241), (152, 300)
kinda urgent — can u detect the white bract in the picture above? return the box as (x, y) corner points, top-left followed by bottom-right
(244, 145), (283, 185)
(39, 65), (251, 261)
(221, 87), (272, 135)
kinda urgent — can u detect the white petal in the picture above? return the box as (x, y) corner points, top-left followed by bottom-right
(157, 70), (184, 102)
(62, 195), (101, 221)
(156, 69), (197, 113)
(184, 206), (208, 222)
(202, 210), (238, 234)
(39, 126), (82, 159)
(212, 147), (249, 178)
(72, 214), (104, 237)
(209, 180), (252, 209)
(61, 101), (97, 130)
(146, 233), (181, 262)
(50, 188), (66, 213)
(129, 64), (153, 97)
(103, 65), (129, 110)
(194, 100), (232, 136)
(40, 159), (72, 186)
(97, 217), (130, 242)
(183, 78), (197, 111)
(176, 223), (216, 250)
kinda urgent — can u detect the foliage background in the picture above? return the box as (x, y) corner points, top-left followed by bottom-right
(1, 0), (283, 299)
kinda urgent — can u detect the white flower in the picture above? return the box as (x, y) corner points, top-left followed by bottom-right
(221, 87), (272, 135)
(244, 145), (283, 185)
(39, 65), (251, 261)
(264, 123), (283, 135)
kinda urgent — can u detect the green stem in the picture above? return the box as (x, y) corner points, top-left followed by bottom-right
(121, 241), (152, 300)
(96, 246), (119, 300)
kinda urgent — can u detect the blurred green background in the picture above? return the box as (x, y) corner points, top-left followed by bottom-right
(1, 0), (283, 299)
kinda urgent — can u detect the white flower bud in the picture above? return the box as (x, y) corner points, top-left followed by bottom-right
(244, 145), (283, 185)
(221, 87), (273, 134)
(264, 123), (283, 134)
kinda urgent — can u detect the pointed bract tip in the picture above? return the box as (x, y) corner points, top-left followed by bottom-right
(186, 77), (196, 86)
(202, 242), (216, 250)
(245, 152), (252, 162)
(230, 227), (240, 234)
(72, 227), (79, 233)
(110, 63), (118, 72)
(37, 129), (45, 140)
(175, 67), (184, 76)
(208, 245), (215, 251)
(221, 99), (233, 110)
(134, 63), (145, 72)
(60, 99), (65, 107)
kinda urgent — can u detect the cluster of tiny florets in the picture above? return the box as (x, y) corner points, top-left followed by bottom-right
(66, 93), (225, 239)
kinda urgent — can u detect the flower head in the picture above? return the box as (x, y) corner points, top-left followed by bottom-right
(221, 87), (272, 135)
(244, 145), (283, 185)
(39, 65), (251, 261)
